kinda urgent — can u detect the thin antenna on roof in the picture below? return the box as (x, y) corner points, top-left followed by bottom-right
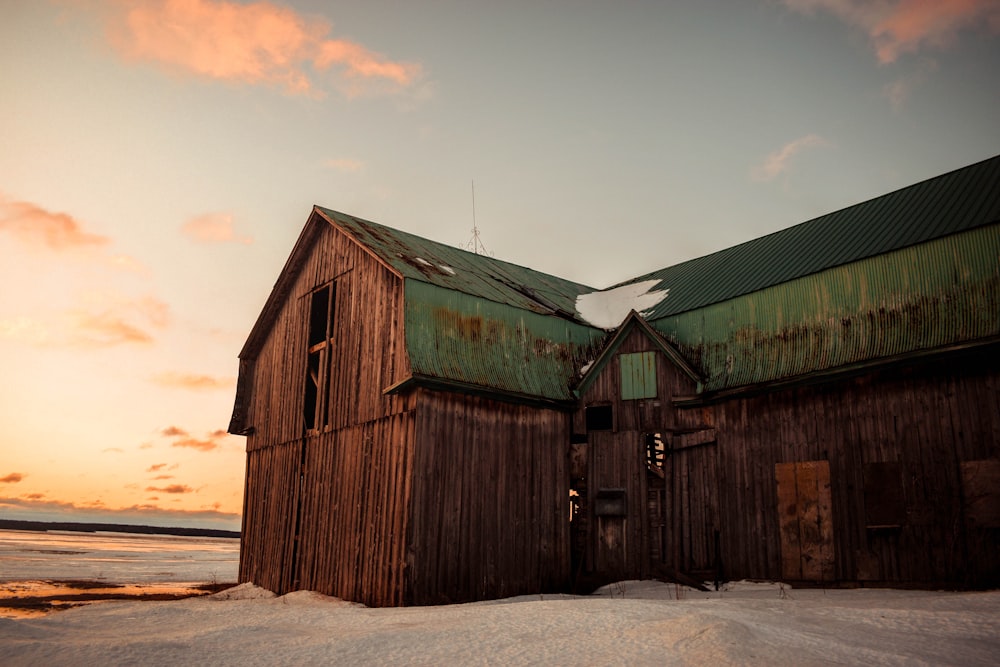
(465, 179), (492, 256)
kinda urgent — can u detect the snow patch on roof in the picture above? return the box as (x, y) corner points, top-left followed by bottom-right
(439, 265), (456, 275)
(414, 257), (433, 266)
(575, 280), (669, 330)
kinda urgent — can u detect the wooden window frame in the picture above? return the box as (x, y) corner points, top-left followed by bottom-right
(304, 282), (336, 432)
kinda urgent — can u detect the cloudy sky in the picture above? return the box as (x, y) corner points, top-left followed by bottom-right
(1, 0), (998, 530)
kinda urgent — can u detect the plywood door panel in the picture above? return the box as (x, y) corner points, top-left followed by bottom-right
(775, 460), (835, 582)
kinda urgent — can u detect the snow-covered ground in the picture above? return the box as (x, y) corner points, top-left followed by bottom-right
(2, 580), (998, 666)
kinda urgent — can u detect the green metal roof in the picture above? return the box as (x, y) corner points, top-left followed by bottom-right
(398, 281), (605, 404)
(234, 155), (1000, 418)
(654, 223), (1000, 393)
(316, 207), (597, 321)
(623, 154), (1000, 322)
(314, 208), (608, 404)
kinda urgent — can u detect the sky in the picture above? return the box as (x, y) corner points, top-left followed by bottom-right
(1, 0), (998, 531)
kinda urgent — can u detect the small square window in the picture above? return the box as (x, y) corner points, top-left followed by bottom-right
(585, 405), (613, 432)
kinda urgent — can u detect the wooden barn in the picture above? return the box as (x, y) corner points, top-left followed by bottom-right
(230, 155), (1000, 605)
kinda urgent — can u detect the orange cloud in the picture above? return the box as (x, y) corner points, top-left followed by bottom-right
(1, 473), (24, 483)
(181, 212), (253, 244)
(104, 0), (423, 97)
(153, 372), (236, 391)
(70, 293), (170, 346)
(1, 292), (168, 347)
(162, 426), (189, 437)
(0, 197), (109, 251)
(145, 484), (194, 494)
(152, 474), (175, 480)
(751, 134), (831, 182)
(781, 0), (1000, 63)
(172, 437), (220, 452)
(167, 427), (232, 452)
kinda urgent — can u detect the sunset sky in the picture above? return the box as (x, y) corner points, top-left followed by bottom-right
(2, 1), (998, 531)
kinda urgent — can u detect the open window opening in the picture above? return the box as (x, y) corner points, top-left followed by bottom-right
(645, 432), (668, 474)
(585, 405), (613, 432)
(304, 283), (336, 432)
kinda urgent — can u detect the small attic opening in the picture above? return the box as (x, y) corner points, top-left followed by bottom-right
(585, 405), (613, 432)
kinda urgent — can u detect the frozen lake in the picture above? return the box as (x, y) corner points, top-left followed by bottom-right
(0, 529), (239, 584)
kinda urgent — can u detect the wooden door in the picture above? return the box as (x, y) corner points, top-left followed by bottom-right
(667, 438), (721, 579)
(775, 460), (835, 581)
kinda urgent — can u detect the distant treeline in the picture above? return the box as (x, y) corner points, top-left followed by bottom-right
(0, 519), (240, 539)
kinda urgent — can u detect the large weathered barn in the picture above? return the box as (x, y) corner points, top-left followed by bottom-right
(230, 155), (1000, 606)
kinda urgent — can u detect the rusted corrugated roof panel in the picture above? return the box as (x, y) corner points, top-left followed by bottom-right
(313, 208), (609, 404)
(316, 207), (595, 321)
(654, 223), (1000, 392)
(400, 281), (605, 403)
(627, 154), (1000, 321)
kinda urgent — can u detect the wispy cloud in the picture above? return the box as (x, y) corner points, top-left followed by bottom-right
(162, 426), (231, 452)
(780, 0), (1000, 63)
(181, 212), (253, 244)
(147, 463), (168, 472)
(102, 0), (424, 97)
(153, 372), (236, 390)
(0, 196), (147, 274)
(0, 292), (169, 347)
(1, 473), (24, 484)
(751, 134), (831, 182)
(145, 484), (194, 494)
(70, 292), (170, 346)
(0, 197), (109, 251)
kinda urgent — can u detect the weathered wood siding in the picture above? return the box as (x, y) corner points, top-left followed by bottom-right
(408, 389), (571, 605)
(240, 220), (415, 603)
(576, 329), (999, 588)
(242, 222), (409, 450)
(239, 440), (299, 593)
(293, 409), (416, 606)
(706, 346), (1000, 587)
(573, 328), (703, 580)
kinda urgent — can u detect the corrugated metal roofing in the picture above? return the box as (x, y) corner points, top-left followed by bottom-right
(623, 154), (1000, 322)
(654, 223), (1000, 392)
(316, 207), (597, 321)
(402, 281), (605, 403)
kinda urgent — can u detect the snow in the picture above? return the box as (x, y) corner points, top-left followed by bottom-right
(439, 265), (456, 275)
(575, 279), (669, 330)
(2, 581), (998, 666)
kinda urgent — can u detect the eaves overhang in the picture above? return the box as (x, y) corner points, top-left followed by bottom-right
(384, 374), (578, 411)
